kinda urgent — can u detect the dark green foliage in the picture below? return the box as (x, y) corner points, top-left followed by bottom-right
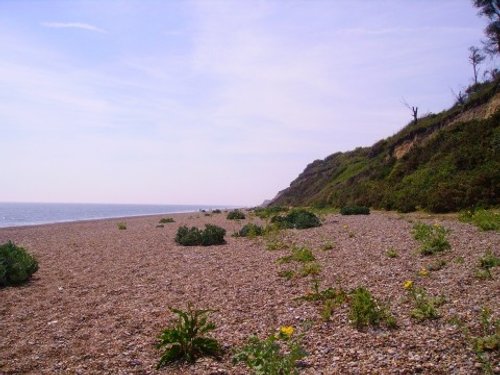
(227, 210), (246, 220)
(271, 209), (321, 229)
(0, 241), (39, 287)
(340, 206), (370, 215)
(268, 78), (500, 213)
(156, 305), (221, 367)
(159, 217), (175, 223)
(254, 206), (288, 219)
(412, 223), (451, 255)
(348, 287), (397, 329)
(175, 225), (226, 246)
(212, 209), (222, 214)
(238, 223), (264, 237)
(459, 209), (500, 231)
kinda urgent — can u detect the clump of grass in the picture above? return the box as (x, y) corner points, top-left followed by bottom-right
(348, 287), (397, 329)
(156, 224), (165, 228)
(455, 256), (465, 264)
(233, 327), (306, 375)
(475, 249), (500, 280)
(227, 210), (246, 220)
(412, 222), (450, 255)
(0, 241), (39, 287)
(386, 247), (398, 258)
(340, 206), (370, 215)
(237, 223), (264, 238)
(254, 206), (288, 219)
(321, 241), (334, 251)
(299, 262), (321, 277)
(117, 222), (127, 230)
(278, 246), (315, 264)
(278, 269), (295, 280)
(159, 217), (175, 224)
(404, 281), (444, 321)
(459, 209), (499, 231)
(428, 259), (446, 272)
(156, 305), (221, 367)
(271, 209), (321, 229)
(175, 225), (226, 246)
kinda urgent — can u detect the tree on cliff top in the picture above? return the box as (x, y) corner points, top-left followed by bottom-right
(473, 0), (500, 55)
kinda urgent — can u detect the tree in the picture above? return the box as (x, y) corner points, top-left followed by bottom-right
(469, 46), (486, 85)
(473, 0), (500, 55)
(402, 99), (418, 125)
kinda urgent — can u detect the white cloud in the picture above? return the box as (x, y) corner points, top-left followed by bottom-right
(41, 22), (106, 33)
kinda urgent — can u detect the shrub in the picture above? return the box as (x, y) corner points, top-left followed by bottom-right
(278, 270), (295, 280)
(412, 222), (450, 255)
(175, 225), (226, 246)
(476, 249), (500, 279)
(117, 222), (127, 230)
(254, 206), (288, 219)
(238, 223), (264, 237)
(159, 217), (175, 223)
(278, 246), (315, 264)
(233, 327), (306, 375)
(0, 241), (39, 287)
(299, 262), (321, 277)
(271, 209), (321, 230)
(212, 209), (222, 214)
(405, 282), (444, 321)
(386, 247), (398, 258)
(348, 287), (397, 329)
(459, 209), (499, 231)
(156, 305), (221, 367)
(227, 210), (246, 220)
(340, 206), (370, 215)
(321, 241), (334, 251)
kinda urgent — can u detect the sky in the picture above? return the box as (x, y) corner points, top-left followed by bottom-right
(0, 0), (497, 206)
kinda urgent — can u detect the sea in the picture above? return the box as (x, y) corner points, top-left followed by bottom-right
(0, 202), (230, 228)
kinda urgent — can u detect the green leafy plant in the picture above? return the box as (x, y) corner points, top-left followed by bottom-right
(412, 222), (451, 255)
(385, 247), (398, 258)
(340, 206), (370, 215)
(278, 246), (315, 264)
(405, 283), (444, 321)
(175, 225), (226, 246)
(459, 209), (499, 231)
(237, 223), (264, 238)
(277, 269), (295, 280)
(427, 259), (447, 271)
(156, 305), (221, 368)
(321, 241), (334, 251)
(0, 241), (39, 287)
(227, 210), (246, 220)
(233, 327), (306, 375)
(117, 222), (127, 230)
(211, 209), (222, 214)
(299, 262), (321, 277)
(159, 217), (175, 224)
(254, 206), (288, 219)
(271, 209), (321, 229)
(348, 287), (397, 329)
(475, 249), (500, 279)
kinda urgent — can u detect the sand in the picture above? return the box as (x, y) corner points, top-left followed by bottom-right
(0, 211), (499, 374)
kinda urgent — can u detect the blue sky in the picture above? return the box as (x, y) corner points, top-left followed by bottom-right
(0, 0), (496, 206)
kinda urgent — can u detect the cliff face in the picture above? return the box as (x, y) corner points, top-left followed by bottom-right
(270, 79), (500, 212)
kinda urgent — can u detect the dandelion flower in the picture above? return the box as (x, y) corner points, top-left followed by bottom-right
(419, 268), (429, 277)
(403, 280), (413, 290)
(279, 326), (294, 337)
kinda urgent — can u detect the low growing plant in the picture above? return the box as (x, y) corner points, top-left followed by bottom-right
(340, 206), (370, 215)
(278, 246), (315, 264)
(348, 287), (397, 329)
(459, 209), (499, 231)
(117, 222), (127, 230)
(386, 247), (398, 258)
(404, 281), (444, 321)
(321, 241), (334, 251)
(156, 305), (221, 367)
(475, 249), (500, 279)
(237, 223), (264, 238)
(175, 225), (226, 246)
(227, 210), (246, 220)
(299, 262), (322, 277)
(278, 269), (295, 280)
(0, 241), (39, 287)
(412, 222), (450, 255)
(271, 209), (321, 230)
(159, 217), (175, 224)
(233, 327), (306, 375)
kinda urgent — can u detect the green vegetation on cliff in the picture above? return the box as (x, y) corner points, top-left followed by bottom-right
(271, 78), (500, 213)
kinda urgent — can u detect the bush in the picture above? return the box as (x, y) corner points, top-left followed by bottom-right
(348, 287), (396, 329)
(340, 206), (370, 215)
(404, 282), (444, 321)
(412, 222), (450, 255)
(0, 241), (39, 287)
(237, 223), (264, 237)
(212, 209), (222, 214)
(278, 246), (315, 263)
(175, 225), (226, 246)
(271, 209), (321, 230)
(117, 222), (127, 230)
(156, 305), (221, 367)
(159, 217), (175, 223)
(459, 209), (499, 231)
(227, 210), (246, 220)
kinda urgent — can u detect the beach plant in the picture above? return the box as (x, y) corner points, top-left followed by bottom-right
(340, 206), (370, 215)
(475, 249), (500, 279)
(427, 259), (447, 272)
(254, 206), (288, 219)
(237, 223), (264, 238)
(348, 287), (397, 329)
(233, 327), (306, 375)
(278, 246), (315, 264)
(227, 210), (246, 220)
(175, 225), (226, 246)
(117, 222), (127, 230)
(156, 224), (165, 228)
(404, 281), (444, 321)
(271, 209), (321, 230)
(321, 240), (334, 251)
(412, 222), (450, 255)
(159, 217), (175, 224)
(156, 305), (221, 368)
(0, 241), (39, 287)
(459, 209), (499, 231)
(386, 247), (398, 258)
(278, 269), (295, 280)
(211, 209), (222, 214)
(299, 262), (322, 277)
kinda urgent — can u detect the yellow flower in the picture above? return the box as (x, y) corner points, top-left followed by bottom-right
(403, 280), (413, 290)
(418, 268), (429, 277)
(279, 326), (294, 337)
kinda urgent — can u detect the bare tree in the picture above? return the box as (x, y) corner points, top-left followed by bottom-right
(469, 46), (486, 85)
(402, 99), (418, 125)
(451, 88), (467, 107)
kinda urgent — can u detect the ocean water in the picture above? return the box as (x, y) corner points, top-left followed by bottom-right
(0, 202), (229, 228)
